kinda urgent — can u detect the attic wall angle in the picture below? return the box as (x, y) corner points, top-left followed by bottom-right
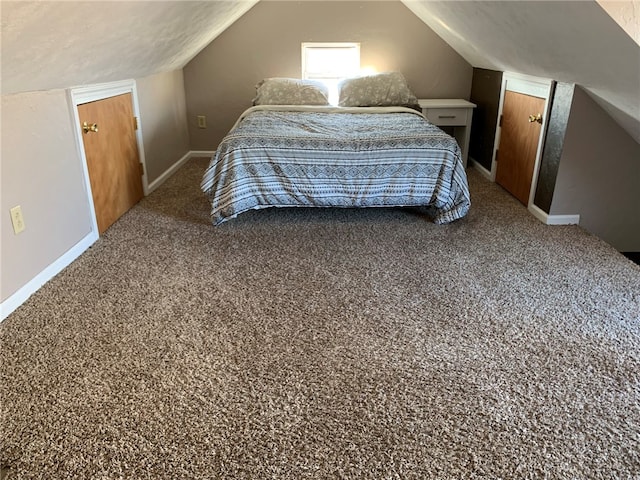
(0, 1), (259, 95)
(596, 0), (640, 45)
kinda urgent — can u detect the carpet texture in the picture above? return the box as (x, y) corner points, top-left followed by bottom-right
(1, 158), (639, 479)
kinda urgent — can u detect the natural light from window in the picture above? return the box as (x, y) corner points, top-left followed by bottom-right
(302, 42), (366, 105)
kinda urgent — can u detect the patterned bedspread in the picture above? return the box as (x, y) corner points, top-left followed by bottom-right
(201, 105), (470, 225)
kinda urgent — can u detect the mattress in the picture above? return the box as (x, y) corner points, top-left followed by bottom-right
(201, 105), (470, 225)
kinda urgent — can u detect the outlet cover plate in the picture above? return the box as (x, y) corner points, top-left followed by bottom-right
(10, 205), (25, 234)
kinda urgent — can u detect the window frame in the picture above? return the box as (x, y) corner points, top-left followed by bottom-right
(301, 42), (360, 105)
(301, 42), (361, 81)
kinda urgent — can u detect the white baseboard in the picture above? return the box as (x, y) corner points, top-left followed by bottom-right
(147, 151), (215, 193)
(1, 230), (98, 322)
(147, 151), (192, 193)
(190, 150), (216, 158)
(547, 213), (581, 225)
(1, 150), (215, 322)
(466, 157), (580, 227)
(468, 157), (493, 181)
(529, 203), (580, 225)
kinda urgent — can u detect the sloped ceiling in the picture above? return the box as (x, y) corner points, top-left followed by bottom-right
(0, 1), (258, 95)
(2, 0), (638, 143)
(401, 0), (640, 144)
(597, 0), (640, 45)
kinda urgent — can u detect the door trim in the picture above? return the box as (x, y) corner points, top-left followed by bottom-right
(491, 72), (555, 212)
(67, 79), (149, 236)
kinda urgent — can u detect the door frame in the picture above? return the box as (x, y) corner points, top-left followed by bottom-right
(491, 72), (555, 211)
(67, 79), (149, 236)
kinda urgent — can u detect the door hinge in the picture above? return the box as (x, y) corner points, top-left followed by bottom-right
(139, 162), (144, 176)
(499, 115), (503, 127)
(134, 117), (139, 130)
(495, 150), (499, 162)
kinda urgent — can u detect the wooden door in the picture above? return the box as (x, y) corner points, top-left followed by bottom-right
(495, 90), (545, 205)
(78, 93), (143, 234)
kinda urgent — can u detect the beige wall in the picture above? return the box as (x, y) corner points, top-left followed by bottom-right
(550, 86), (640, 252)
(1, 90), (94, 302)
(137, 70), (191, 183)
(184, 0), (472, 150)
(1, 69), (191, 308)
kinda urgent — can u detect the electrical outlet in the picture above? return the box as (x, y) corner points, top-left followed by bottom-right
(10, 205), (25, 234)
(197, 115), (207, 129)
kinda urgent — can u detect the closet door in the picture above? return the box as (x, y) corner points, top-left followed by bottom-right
(495, 90), (546, 205)
(77, 93), (144, 234)
(492, 73), (553, 207)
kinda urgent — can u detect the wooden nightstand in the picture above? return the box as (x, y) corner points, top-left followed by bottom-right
(418, 99), (477, 168)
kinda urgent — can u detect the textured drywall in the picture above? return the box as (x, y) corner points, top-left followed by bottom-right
(402, 0), (640, 144)
(3, 0), (637, 143)
(184, 0), (472, 150)
(597, 0), (640, 44)
(0, 1), (258, 95)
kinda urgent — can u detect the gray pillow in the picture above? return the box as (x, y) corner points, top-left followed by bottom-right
(253, 78), (330, 106)
(337, 72), (418, 107)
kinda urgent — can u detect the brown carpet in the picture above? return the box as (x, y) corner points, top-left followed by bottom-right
(1, 158), (639, 479)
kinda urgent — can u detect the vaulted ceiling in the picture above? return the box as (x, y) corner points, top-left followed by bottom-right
(1, 0), (638, 142)
(0, 1), (258, 94)
(402, 0), (640, 143)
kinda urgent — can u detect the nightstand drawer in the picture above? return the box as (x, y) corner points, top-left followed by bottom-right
(417, 99), (476, 167)
(423, 108), (468, 126)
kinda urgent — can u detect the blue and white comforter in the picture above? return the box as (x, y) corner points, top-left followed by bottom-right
(201, 105), (470, 225)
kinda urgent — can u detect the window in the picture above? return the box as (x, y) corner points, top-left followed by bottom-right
(302, 42), (360, 105)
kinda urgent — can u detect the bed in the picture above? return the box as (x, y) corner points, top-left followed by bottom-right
(201, 74), (471, 226)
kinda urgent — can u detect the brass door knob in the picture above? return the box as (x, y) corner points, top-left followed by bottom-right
(528, 113), (542, 124)
(82, 122), (99, 134)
